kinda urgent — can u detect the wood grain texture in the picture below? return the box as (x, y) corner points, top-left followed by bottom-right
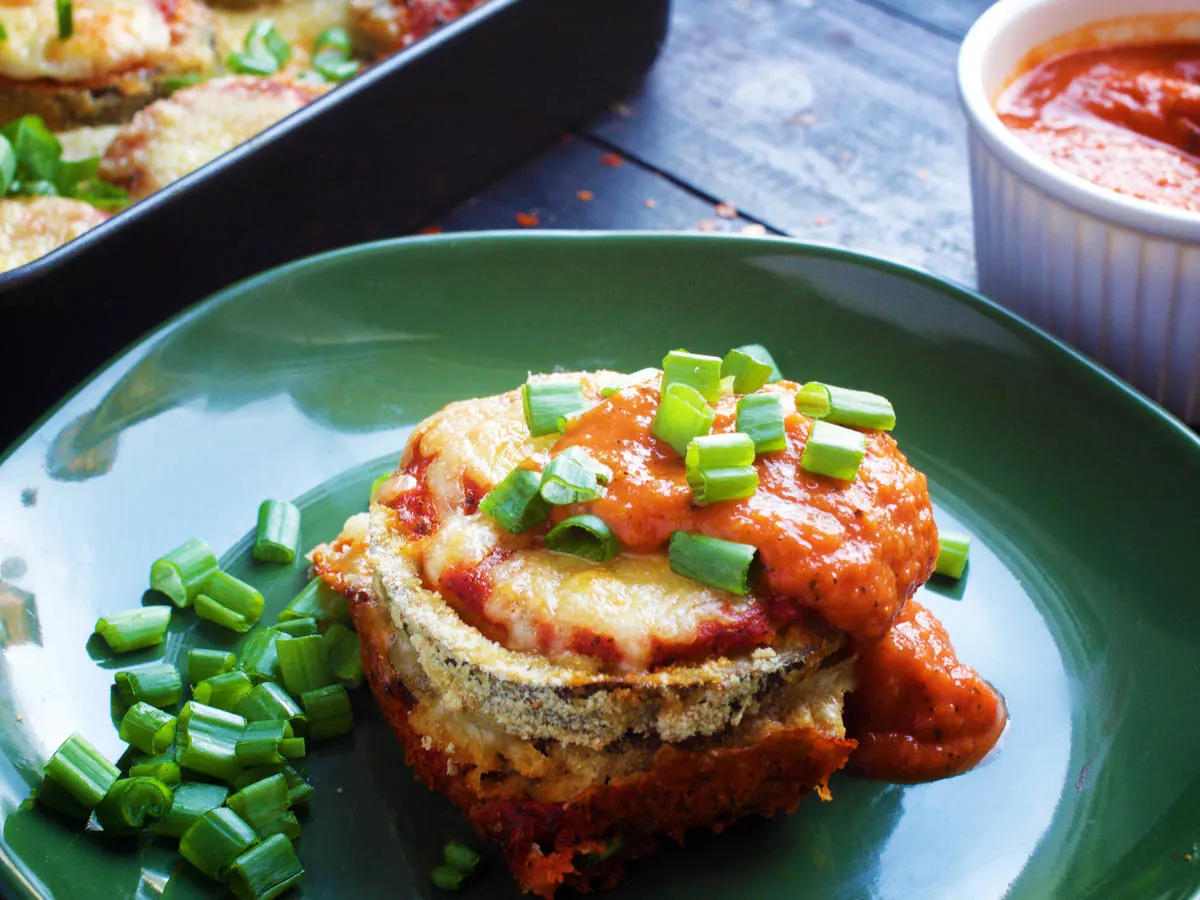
(867, 0), (996, 40)
(587, 0), (977, 284)
(439, 135), (773, 235)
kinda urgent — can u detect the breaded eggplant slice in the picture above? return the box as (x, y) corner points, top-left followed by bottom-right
(99, 76), (328, 200)
(349, 0), (487, 56)
(0, 197), (107, 274)
(0, 0), (218, 130)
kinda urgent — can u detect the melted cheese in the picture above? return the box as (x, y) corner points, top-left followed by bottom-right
(0, 197), (105, 273)
(211, 0), (352, 68)
(0, 0), (172, 83)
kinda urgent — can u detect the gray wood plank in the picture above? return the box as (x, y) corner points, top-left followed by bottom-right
(439, 135), (773, 234)
(588, 0), (977, 285)
(867, 0), (996, 40)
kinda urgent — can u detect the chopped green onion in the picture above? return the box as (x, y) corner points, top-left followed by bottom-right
(798, 382), (896, 431)
(154, 782), (227, 838)
(227, 833), (305, 900)
(189, 649), (237, 685)
(150, 538), (218, 608)
(599, 368), (658, 398)
(444, 841), (482, 874)
(254, 500), (301, 564)
(479, 468), (550, 533)
(238, 628), (282, 684)
(180, 807), (258, 880)
(280, 577), (349, 627)
(280, 765), (313, 807)
(279, 737), (306, 759)
(686, 466), (758, 504)
(94, 606), (171, 654)
(652, 383), (715, 456)
(545, 514), (620, 561)
(55, 0), (71, 39)
(935, 532), (970, 580)
(197, 570), (265, 631)
(227, 773), (300, 840)
(235, 682), (306, 736)
(523, 379), (584, 437)
(193, 671), (255, 712)
(661, 350), (723, 402)
(800, 420), (867, 481)
(539, 446), (612, 505)
(721, 347), (774, 393)
(0, 22), (7, 43)
(176, 702), (245, 783)
(127, 750), (182, 785)
(232, 765), (286, 791)
(226, 19), (291, 76)
(162, 72), (207, 95)
(685, 434), (758, 503)
(731, 344), (781, 382)
(114, 663), (182, 709)
(370, 471), (391, 501)
(236, 721), (292, 767)
(431, 865), (467, 890)
(736, 394), (787, 454)
(668, 532), (757, 595)
(0, 135), (14, 195)
(322, 623), (364, 689)
(226, 51), (278, 75)
(196, 594), (252, 633)
(301, 684), (353, 740)
(314, 26), (351, 55)
(94, 776), (172, 834)
(719, 375), (735, 395)
(794, 382), (831, 418)
(272, 617), (318, 637)
(314, 53), (359, 82)
(41, 732), (120, 819)
(276, 635), (332, 697)
(119, 702), (177, 754)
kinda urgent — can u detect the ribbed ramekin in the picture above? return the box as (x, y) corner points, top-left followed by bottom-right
(959, 0), (1200, 424)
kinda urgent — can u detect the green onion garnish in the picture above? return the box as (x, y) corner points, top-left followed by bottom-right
(651, 383), (715, 456)
(94, 776), (172, 834)
(0, 22), (7, 43)
(127, 750), (182, 785)
(55, 0), (71, 39)
(114, 663), (182, 709)
(179, 807), (258, 880)
(176, 702), (245, 783)
(119, 702), (177, 754)
(154, 782), (228, 838)
(301, 684), (353, 741)
(479, 468), (550, 533)
(523, 379), (585, 437)
(226, 19), (291, 76)
(227, 772), (300, 841)
(195, 594), (252, 633)
(539, 447), (612, 505)
(736, 393), (786, 453)
(254, 500), (301, 564)
(272, 616), (318, 637)
(432, 865), (467, 890)
(684, 433), (758, 503)
(730, 344), (781, 382)
(162, 72), (207, 95)
(545, 514), (620, 561)
(935, 532), (970, 580)
(188, 648), (237, 686)
(719, 375), (735, 395)
(313, 26), (351, 56)
(444, 841), (482, 874)
(312, 27), (358, 82)
(369, 471), (391, 501)
(95, 606), (171, 654)
(235, 682), (306, 736)
(276, 634), (332, 697)
(797, 381), (896, 431)
(238, 628), (282, 684)
(280, 577), (349, 627)
(280, 765), (313, 807)
(150, 538), (218, 608)
(721, 347), (774, 394)
(322, 623), (364, 689)
(0, 135), (15, 196)
(661, 350), (723, 402)
(236, 721), (293, 767)
(226, 833), (305, 900)
(668, 532), (757, 595)
(193, 671), (255, 712)
(40, 732), (120, 819)
(800, 420), (867, 481)
(196, 571), (265, 633)
(599, 367), (658, 398)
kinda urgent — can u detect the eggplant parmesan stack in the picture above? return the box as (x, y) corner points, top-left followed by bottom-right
(313, 353), (1007, 897)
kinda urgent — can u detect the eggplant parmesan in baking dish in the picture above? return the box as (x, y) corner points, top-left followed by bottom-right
(312, 348), (1008, 897)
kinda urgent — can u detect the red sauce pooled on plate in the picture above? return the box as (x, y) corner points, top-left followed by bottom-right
(844, 599), (1007, 781)
(996, 42), (1200, 211)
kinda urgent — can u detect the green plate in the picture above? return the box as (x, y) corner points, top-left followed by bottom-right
(1, 233), (1197, 899)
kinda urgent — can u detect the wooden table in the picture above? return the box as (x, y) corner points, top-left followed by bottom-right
(441, 0), (996, 288)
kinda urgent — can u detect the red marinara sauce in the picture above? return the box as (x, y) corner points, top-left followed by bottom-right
(995, 42), (1200, 212)
(844, 599), (1007, 782)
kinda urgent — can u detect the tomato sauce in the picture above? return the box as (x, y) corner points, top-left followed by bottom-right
(844, 599), (1006, 781)
(996, 42), (1200, 211)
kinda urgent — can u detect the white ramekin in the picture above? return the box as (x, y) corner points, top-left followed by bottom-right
(959, 0), (1200, 424)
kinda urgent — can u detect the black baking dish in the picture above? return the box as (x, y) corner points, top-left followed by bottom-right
(1, 0), (670, 440)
